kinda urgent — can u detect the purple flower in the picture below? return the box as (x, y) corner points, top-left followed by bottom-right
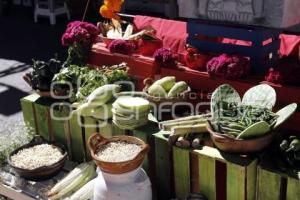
(61, 21), (99, 47)
(108, 39), (136, 55)
(153, 48), (177, 67)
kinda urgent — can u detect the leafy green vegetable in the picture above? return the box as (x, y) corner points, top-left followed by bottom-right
(52, 63), (131, 102)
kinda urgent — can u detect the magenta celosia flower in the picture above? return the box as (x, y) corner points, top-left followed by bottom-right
(153, 48), (177, 67)
(108, 39), (136, 55)
(61, 21), (99, 47)
(206, 54), (250, 79)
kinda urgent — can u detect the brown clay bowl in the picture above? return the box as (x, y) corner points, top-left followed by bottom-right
(88, 133), (149, 174)
(8, 136), (67, 180)
(207, 123), (276, 154)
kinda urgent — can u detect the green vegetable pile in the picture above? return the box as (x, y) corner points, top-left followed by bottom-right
(52, 63), (131, 102)
(279, 135), (300, 166)
(25, 57), (62, 91)
(147, 76), (189, 98)
(210, 104), (278, 139)
(209, 84), (297, 140)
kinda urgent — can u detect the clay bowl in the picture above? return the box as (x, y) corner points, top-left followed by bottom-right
(88, 133), (149, 174)
(207, 123), (276, 154)
(8, 136), (67, 180)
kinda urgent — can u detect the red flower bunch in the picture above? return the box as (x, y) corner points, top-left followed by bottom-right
(61, 21), (99, 47)
(154, 48), (177, 68)
(206, 54), (250, 79)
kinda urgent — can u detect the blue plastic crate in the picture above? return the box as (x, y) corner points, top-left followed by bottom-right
(187, 20), (281, 75)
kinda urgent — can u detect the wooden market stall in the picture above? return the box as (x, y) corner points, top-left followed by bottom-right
(1, 3), (300, 199)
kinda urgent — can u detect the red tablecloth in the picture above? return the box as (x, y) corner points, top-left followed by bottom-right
(133, 15), (300, 59)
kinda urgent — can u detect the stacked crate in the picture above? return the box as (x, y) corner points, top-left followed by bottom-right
(154, 131), (257, 200)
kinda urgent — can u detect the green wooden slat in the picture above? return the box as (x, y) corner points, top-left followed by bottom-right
(112, 123), (126, 136)
(84, 117), (98, 161)
(133, 129), (150, 174)
(246, 160), (257, 200)
(198, 154), (216, 200)
(34, 103), (51, 141)
(227, 162), (245, 200)
(257, 168), (281, 200)
(173, 146), (190, 199)
(51, 108), (69, 146)
(98, 121), (113, 138)
(20, 94), (40, 133)
(133, 122), (159, 175)
(154, 131), (172, 200)
(286, 177), (300, 200)
(69, 113), (85, 162)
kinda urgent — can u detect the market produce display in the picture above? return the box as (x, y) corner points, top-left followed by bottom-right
(112, 96), (150, 130)
(47, 162), (96, 200)
(209, 84), (297, 140)
(52, 63), (130, 102)
(10, 144), (64, 170)
(23, 57), (62, 91)
(146, 76), (189, 98)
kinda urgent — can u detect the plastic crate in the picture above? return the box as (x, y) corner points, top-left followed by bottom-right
(187, 20), (281, 75)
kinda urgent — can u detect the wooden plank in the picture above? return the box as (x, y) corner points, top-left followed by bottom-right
(84, 117), (98, 160)
(154, 131), (173, 200)
(34, 103), (51, 141)
(111, 123), (126, 136)
(68, 113), (85, 162)
(133, 121), (159, 175)
(226, 162), (246, 200)
(286, 177), (300, 200)
(20, 93), (40, 133)
(99, 121), (113, 138)
(51, 108), (69, 147)
(198, 153), (216, 200)
(0, 184), (35, 200)
(257, 167), (281, 200)
(133, 129), (150, 174)
(246, 160), (257, 200)
(173, 146), (190, 199)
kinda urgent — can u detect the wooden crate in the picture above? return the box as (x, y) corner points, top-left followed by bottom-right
(20, 94), (126, 163)
(257, 159), (300, 200)
(187, 21), (281, 75)
(153, 130), (258, 200)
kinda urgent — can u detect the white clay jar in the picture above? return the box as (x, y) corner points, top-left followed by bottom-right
(94, 167), (152, 200)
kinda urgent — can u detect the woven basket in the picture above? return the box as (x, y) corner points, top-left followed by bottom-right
(88, 133), (149, 174)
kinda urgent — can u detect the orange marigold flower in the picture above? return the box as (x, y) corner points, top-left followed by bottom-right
(100, 0), (123, 19)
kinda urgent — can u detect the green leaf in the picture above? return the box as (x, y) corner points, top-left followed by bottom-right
(242, 84), (276, 109)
